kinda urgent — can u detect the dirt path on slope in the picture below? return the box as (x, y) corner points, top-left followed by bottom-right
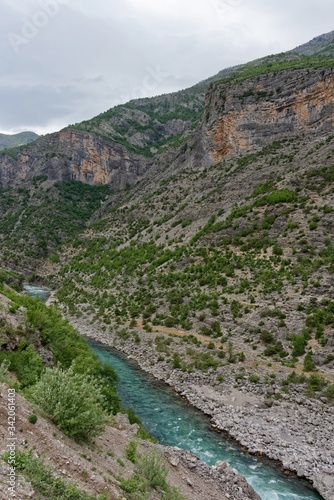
(131, 320), (334, 382)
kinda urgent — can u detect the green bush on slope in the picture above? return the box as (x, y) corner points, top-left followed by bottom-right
(28, 365), (106, 441)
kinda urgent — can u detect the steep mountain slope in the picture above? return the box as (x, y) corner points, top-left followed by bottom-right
(44, 60), (334, 497)
(0, 179), (112, 273)
(0, 274), (257, 500)
(0, 131), (39, 151)
(0, 36), (334, 273)
(51, 113), (334, 370)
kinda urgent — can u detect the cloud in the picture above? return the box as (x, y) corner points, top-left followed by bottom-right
(0, 0), (333, 134)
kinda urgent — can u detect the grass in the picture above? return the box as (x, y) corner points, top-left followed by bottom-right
(2, 451), (107, 500)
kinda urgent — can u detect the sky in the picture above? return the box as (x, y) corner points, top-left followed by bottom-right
(0, 0), (333, 135)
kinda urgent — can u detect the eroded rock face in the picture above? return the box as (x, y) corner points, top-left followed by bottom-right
(2, 68), (334, 189)
(203, 68), (334, 163)
(0, 129), (152, 189)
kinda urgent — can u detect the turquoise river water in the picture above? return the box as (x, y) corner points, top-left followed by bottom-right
(25, 284), (323, 500)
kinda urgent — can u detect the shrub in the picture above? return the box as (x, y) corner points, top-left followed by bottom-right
(265, 189), (297, 205)
(165, 317), (177, 327)
(291, 333), (309, 358)
(136, 451), (169, 490)
(164, 486), (186, 500)
(28, 366), (106, 441)
(273, 245), (283, 256)
(260, 330), (275, 344)
(306, 374), (327, 395)
(119, 474), (146, 494)
(173, 354), (182, 369)
(28, 414), (38, 424)
(8, 345), (44, 388)
(0, 359), (10, 383)
(303, 352), (316, 372)
(323, 384), (334, 402)
(126, 440), (138, 464)
(126, 408), (141, 425)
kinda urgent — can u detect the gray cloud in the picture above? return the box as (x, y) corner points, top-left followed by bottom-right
(0, 0), (333, 134)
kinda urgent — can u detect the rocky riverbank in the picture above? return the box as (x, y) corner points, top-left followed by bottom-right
(67, 316), (334, 500)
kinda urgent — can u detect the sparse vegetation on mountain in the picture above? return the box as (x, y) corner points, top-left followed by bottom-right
(1, 30), (334, 500)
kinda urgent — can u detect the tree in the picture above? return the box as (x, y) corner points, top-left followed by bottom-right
(29, 366), (106, 441)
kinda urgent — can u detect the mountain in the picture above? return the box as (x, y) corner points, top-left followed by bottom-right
(1, 30), (334, 190)
(0, 131), (39, 151)
(0, 31), (334, 499)
(1, 49), (334, 271)
(293, 30), (334, 56)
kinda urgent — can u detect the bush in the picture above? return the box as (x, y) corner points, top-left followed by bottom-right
(323, 384), (334, 402)
(291, 333), (309, 358)
(8, 345), (44, 388)
(273, 245), (283, 256)
(303, 352), (316, 372)
(136, 451), (169, 490)
(28, 366), (106, 441)
(173, 354), (182, 369)
(126, 407), (141, 425)
(28, 414), (38, 424)
(306, 374), (327, 395)
(126, 441), (138, 463)
(119, 450), (185, 499)
(260, 330), (275, 344)
(0, 359), (10, 383)
(119, 474), (146, 495)
(265, 189), (297, 205)
(164, 486), (186, 500)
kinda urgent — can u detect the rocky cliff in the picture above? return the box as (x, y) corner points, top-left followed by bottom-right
(2, 66), (334, 189)
(203, 67), (334, 163)
(0, 128), (152, 189)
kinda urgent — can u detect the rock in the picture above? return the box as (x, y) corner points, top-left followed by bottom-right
(204, 68), (334, 163)
(313, 472), (334, 500)
(0, 129), (152, 189)
(169, 456), (180, 467)
(215, 460), (229, 472)
(113, 413), (131, 430)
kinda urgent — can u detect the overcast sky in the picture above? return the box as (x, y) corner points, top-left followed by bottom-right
(0, 0), (333, 135)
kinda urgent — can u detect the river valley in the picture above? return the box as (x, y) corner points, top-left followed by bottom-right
(24, 284), (327, 500)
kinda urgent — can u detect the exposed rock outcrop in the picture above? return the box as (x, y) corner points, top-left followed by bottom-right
(2, 66), (334, 192)
(0, 129), (152, 189)
(203, 67), (334, 163)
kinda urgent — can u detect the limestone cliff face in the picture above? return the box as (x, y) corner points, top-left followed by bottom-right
(0, 129), (152, 188)
(2, 67), (334, 188)
(203, 68), (334, 163)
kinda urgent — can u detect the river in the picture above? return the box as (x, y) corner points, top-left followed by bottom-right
(24, 284), (323, 500)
